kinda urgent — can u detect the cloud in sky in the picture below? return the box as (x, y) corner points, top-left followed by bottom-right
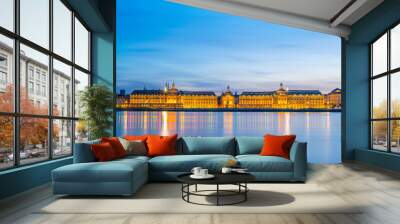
(117, 0), (341, 94)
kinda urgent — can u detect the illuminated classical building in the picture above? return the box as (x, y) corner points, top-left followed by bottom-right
(117, 82), (341, 110)
(239, 83), (328, 109)
(325, 88), (342, 109)
(125, 82), (218, 109)
(220, 86), (236, 108)
(116, 89), (130, 109)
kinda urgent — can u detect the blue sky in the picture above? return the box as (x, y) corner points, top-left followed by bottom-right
(117, 0), (341, 94)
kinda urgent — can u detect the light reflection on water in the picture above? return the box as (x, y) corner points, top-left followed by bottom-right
(116, 111), (341, 164)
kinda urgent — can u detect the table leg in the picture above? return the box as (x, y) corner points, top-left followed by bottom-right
(181, 184), (183, 199)
(187, 184), (190, 202)
(245, 183), (247, 201)
(217, 184), (219, 206)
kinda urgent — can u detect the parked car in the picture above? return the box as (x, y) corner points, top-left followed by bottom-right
(8, 150), (32, 160)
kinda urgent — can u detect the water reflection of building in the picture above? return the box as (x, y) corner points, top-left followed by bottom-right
(117, 82), (341, 110)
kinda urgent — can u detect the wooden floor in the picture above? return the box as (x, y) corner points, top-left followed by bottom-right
(1, 162), (400, 224)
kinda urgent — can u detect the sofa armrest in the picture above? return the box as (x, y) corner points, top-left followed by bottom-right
(289, 142), (307, 181)
(73, 140), (100, 163)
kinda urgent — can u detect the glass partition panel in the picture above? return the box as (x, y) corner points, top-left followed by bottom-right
(75, 120), (88, 143)
(372, 34), (387, 76)
(391, 120), (400, 153)
(74, 69), (89, 118)
(0, 0), (14, 31)
(391, 72), (400, 118)
(74, 18), (89, 70)
(20, 44), (49, 115)
(372, 120), (388, 151)
(372, 76), (387, 119)
(0, 116), (13, 170)
(53, 119), (72, 157)
(391, 24), (400, 70)
(53, 0), (72, 60)
(20, 117), (49, 165)
(20, 0), (49, 49)
(53, 59), (72, 117)
(0, 34), (14, 112)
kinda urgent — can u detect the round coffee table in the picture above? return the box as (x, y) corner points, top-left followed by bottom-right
(177, 173), (255, 206)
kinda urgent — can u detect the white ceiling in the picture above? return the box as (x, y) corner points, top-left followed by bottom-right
(169, 0), (384, 38)
(229, 0), (352, 22)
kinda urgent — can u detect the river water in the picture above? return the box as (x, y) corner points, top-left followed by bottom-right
(116, 111), (341, 163)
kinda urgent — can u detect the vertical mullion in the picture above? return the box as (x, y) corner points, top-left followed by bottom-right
(14, 0), (20, 167)
(388, 44), (390, 153)
(88, 31), (91, 74)
(113, 13), (116, 137)
(71, 11), (76, 154)
(49, 0), (54, 160)
(370, 45), (373, 149)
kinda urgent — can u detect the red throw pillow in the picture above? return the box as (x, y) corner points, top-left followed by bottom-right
(260, 134), (296, 159)
(91, 142), (117, 162)
(101, 137), (127, 158)
(146, 134), (178, 157)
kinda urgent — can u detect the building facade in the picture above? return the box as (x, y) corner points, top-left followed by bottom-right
(117, 82), (341, 110)
(1, 42), (74, 117)
(0, 41), (75, 152)
(325, 88), (341, 109)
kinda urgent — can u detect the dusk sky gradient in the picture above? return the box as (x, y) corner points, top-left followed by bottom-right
(117, 0), (341, 94)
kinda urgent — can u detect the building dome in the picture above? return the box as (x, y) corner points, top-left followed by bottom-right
(165, 81), (178, 94)
(276, 82), (287, 95)
(223, 85), (233, 95)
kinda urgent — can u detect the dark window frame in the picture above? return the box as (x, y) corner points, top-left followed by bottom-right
(0, 0), (92, 171)
(370, 21), (400, 154)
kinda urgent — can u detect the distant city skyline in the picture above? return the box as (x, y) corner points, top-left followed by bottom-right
(117, 0), (341, 94)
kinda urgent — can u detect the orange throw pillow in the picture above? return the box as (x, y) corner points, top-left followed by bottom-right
(146, 134), (178, 157)
(101, 137), (127, 158)
(91, 142), (117, 162)
(124, 135), (148, 142)
(260, 134), (296, 159)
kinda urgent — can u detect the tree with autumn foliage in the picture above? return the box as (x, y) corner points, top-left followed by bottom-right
(372, 99), (400, 144)
(0, 85), (14, 151)
(0, 85), (59, 154)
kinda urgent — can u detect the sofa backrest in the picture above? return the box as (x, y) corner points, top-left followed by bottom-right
(73, 136), (302, 161)
(178, 137), (236, 155)
(235, 137), (264, 155)
(74, 139), (100, 163)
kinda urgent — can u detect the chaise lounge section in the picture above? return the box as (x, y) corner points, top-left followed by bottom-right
(52, 136), (307, 196)
(52, 140), (149, 196)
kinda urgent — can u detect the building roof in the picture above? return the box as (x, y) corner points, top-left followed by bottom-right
(241, 91), (274, 96)
(131, 90), (164, 95)
(329, 88), (342, 94)
(288, 90), (321, 95)
(241, 90), (322, 96)
(180, 91), (216, 96)
(130, 89), (216, 96)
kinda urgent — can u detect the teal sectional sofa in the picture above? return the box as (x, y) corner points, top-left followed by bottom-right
(52, 137), (307, 196)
